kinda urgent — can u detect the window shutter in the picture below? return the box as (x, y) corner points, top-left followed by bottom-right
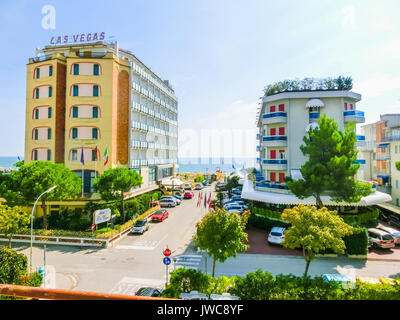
(270, 105), (276, 113)
(270, 172), (276, 182)
(278, 104), (284, 112)
(33, 150), (38, 161)
(36, 68), (40, 79)
(270, 128), (276, 136)
(47, 128), (51, 140)
(92, 128), (98, 139)
(92, 106), (98, 118)
(34, 129), (38, 140)
(48, 86), (52, 97)
(93, 64), (99, 75)
(92, 149), (96, 161)
(48, 107), (52, 119)
(279, 127), (285, 136)
(35, 88), (39, 99)
(73, 64), (79, 75)
(279, 173), (285, 183)
(35, 109), (39, 119)
(49, 66), (53, 76)
(93, 85), (99, 97)
(72, 106), (78, 118)
(73, 85), (79, 96)
(47, 149), (51, 161)
(72, 128), (78, 139)
(344, 103), (348, 111)
(270, 150), (276, 159)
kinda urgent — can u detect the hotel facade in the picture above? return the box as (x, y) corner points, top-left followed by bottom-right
(242, 89), (392, 207)
(25, 41), (178, 196)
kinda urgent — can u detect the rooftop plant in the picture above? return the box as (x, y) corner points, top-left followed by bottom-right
(264, 76), (353, 97)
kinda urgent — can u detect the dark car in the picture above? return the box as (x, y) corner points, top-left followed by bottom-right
(135, 287), (163, 297)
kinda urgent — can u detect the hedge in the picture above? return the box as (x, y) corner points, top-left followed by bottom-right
(248, 213), (290, 231)
(344, 226), (369, 255)
(251, 207), (282, 219)
(340, 209), (379, 226)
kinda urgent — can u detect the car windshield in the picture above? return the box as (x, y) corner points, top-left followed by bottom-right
(393, 233), (400, 237)
(270, 232), (282, 237)
(135, 220), (145, 227)
(154, 210), (164, 215)
(382, 235), (393, 241)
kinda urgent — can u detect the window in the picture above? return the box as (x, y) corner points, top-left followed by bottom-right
(350, 104), (354, 110)
(93, 64), (99, 76)
(278, 104), (284, 112)
(93, 106), (99, 118)
(279, 173), (285, 183)
(270, 105), (276, 113)
(48, 107), (52, 119)
(92, 149), (98, 161)
(72, 128), (78, 139)
(47, 128), (51, 140)
(34, 129), (38, 140)
(49, 66), (53, 77)
(47, 149), (51, 161)
(73, 64), (79, 75)
(92, 128), (98, 139)
(73, 85), (79, 96)
(33, 150), (38, 161)
(270, 150), (276, 159)
(35, 88), (39, 99)
(72, 106), (78, 118)
(397, 198), (399, 206)
(270, 128), (276, 136)
(279, 127), (285, 136)
(270, 172), (276, 182)
(344, 103), (348, 111)
(396, 180), (399, 189)
(71, 149), (78, 161)
(48, 86), (52, 97)
(93, 85), (99, 97)
(36, 68), (40, 79)
(34, 109), (39, 119)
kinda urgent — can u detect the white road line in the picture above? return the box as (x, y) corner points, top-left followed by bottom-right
(115, 233), (169, 251)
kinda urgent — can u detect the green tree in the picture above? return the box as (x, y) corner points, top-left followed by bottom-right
(194, 208), (249, 277)
(0, 247), (42, 299)
(396, 161), (400, 171)
(93, 168), (143, 223)
(0, 161), (82, 230)
(225, 175), (239, 197)
(286, 114), (371, 208)
(281, 205), (354, 278)
(0, 205), (30, 248)
(162, 268), (211, 298)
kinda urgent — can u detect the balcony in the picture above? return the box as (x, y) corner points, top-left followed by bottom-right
(255, 181), (290, 194)
(375, 152), (391, 160)
(344, 110), (365, 123)
(256, 145), (260, 152)
(261, 159), (287, 170)
(353, 159), (366, 170)
(356, 135), (366, 147)
(131, 140), (148, 149)
(381, 135), (400, 143)
(132, 121), (148, 131)
(256, 157), (260, 163)
(262, 136), (287, 147)
(262, 112), (287, 125)
(309, 112), (320, 123)
(131, 159), (148, 167)
(256, 133), (260, 140)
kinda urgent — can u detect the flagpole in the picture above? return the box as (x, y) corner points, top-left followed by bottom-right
(81, 145), (84, 198)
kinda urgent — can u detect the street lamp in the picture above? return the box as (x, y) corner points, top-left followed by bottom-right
(30, 185), (57, 273)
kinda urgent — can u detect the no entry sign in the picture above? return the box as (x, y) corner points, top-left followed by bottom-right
(163, 248), (171, 257)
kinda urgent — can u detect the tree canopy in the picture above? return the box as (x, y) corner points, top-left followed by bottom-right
(0, 205), (30, 248)
(194, 208), (249, 277)
(286, 114), (371, 208)
(281, 205), (353, 277)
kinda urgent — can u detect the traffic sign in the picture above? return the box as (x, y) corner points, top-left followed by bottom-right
(163, 248), (171, 257)
(163, 257), (171, 265)
(91, 224), (95, 231)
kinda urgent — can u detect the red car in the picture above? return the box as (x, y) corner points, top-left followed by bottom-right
(183, 191), (194, 199)
(151, 209), (169, 222)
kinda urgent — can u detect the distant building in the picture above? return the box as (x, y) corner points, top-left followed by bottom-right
(25, 40), (178, 196)
(357, 114), (400, 207)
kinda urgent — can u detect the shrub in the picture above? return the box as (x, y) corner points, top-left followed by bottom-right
(248, 214), (290, 231)
(251, 207), (282, 219)
(162, 268), (211, 298)
(341, 208), (379, 226)
(344, 227), (369, 255)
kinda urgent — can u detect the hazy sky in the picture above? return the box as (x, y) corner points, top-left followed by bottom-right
(0, 0), (399, 159)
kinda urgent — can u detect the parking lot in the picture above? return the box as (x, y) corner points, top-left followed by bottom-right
(367, 222), (400, 261)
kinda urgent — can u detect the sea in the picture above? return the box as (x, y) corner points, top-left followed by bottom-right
(0, 157), (257, 173)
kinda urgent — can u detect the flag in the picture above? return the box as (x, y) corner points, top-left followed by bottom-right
(196, 192), (201, 208)
(204, 192), (207, 208)
(207, 192), (211, 205)
(17, 156), (21, 161)
(103, 146), (109, 166)
(80, 145), (85, 165)
(232, 164), (236, 169)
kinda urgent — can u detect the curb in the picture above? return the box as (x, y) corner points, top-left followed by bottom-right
(367, 258), (400, 263)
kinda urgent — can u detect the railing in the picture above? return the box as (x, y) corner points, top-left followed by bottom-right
(353, 159), (366, 165)
(381, 135), (400, 142)
(344, 110), (365, 117)
(375, 152), (390, 160)
(262, 112), (287, 119)
(32, 55), (53, 62)
(309, 112), (320, 119)
(77, 52), (106, 58)
(262, 136), (287, 141)
(255, 182), (289, 190)
(356, 135), (366, 141)
(0, 284), (174, 300)
(262, 159), (287, 165)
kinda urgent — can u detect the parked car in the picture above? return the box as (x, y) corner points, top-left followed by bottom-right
(231, 195), (242, 200)
(225, 204), (244, 214)
(161, 195), (181, 205)
(227, 208), (244, 215)
(368, 228), (395, 249)
(150, 201), (159, 206)
(132, 219), (149, 234)
(377, 226), (400, 244)
(135, 287), (163, 297)
(151, 209), (169, 222)
(159, 198), (177, 208)
(215, 182), (226, 191)
(268, 227), (286, 245)
(183, 183), (192, 190)
(232, 189), (242, 195)
(194, 183), (204, 190)
(183, 191), (194, 199)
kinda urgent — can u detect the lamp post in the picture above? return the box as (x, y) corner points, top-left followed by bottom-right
(30, 185), (57, 273)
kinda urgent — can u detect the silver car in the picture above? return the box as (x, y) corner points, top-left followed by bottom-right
(377, 226), (400, 244)
(368, 228), (395, 249)
(132, 219), (149, 234)
(161, 196), (181, 205)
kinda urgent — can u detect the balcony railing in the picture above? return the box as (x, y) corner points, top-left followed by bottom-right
(262, 112), (287, 119)
(262, 112), (287, 124)
(381, 135), (400, 142)
(309, 112), (320, 119)
(375, 152), (391, 160)
(262, 159), (287, 165)
(344, 110), (365, 123)
(263, 136), (287, 142)
(353, 159), (366, 165)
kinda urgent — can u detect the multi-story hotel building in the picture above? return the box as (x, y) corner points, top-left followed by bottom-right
(357, 114), (400, 207)
(243, 88), (392, 207)
(25, 41), (178, 195)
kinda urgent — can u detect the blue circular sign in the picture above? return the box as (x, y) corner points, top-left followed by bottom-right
(163, 257), (171, 265)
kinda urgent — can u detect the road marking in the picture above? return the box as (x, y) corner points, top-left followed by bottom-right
(109, 276), (164, 295)
(115, 234), (168, 251)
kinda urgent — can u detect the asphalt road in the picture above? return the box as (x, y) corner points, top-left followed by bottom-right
(12, 185), (213, 295)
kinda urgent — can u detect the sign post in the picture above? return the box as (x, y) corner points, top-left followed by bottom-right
(163, 246), (172, 286)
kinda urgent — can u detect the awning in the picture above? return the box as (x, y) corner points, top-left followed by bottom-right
(241, 179), (392, 206)
(160, 178), (185, 186)
(306, 98), (324, 108)
(290, 169), (303, 180)
(378, 143), (389, 148)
